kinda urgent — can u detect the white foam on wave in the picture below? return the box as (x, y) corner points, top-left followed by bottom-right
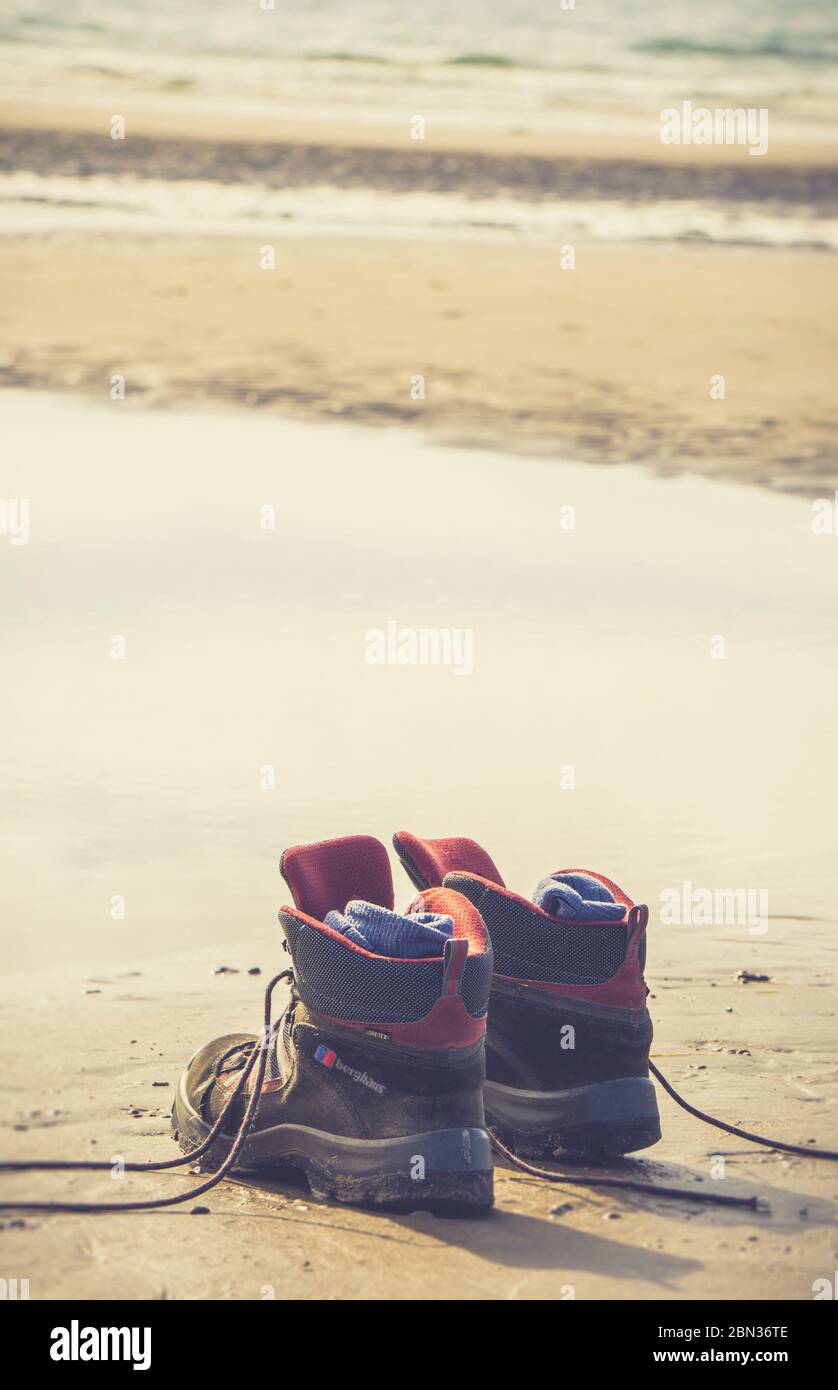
(1, 170), (835, 251)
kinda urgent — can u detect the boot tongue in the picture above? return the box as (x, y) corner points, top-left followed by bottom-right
(393, 831), (505, 889)
(534, 872), (626, 923)
(325, 901), (453, 959)
(281, 835), (394, 920)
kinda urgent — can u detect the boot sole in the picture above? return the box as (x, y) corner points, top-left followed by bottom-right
(484, 1075), (661, 1158)
(172, 1075), (494, 1212)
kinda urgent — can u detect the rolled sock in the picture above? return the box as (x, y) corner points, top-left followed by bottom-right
(533, 873), (626, 922)
(324, 900), (454, 958)
(555, 872), (616, 903)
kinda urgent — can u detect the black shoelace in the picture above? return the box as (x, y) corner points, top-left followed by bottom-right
(0, 970), (835, 1214)
(0, 970), (292, 1213)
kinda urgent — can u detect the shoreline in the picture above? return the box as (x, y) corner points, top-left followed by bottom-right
(3, 99), (838, 167)
(2, 235), (835, 494)
(5, 128), (837, 208)
(2, 96), (835, 494)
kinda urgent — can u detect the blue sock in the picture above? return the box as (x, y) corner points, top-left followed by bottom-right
(325, 900), (454, 958)
(533, 873), (626, 922)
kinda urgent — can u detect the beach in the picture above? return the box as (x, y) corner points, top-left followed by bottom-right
(2, 392), (837, 972)
(4, 229), (836, 493)
(1, 0), (837, 1306)
(1, 393), (837, 1298)
(2, 924), (835, 1301)
(1, 95), (836, 494)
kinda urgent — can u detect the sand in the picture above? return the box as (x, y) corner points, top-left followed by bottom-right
(2, 235), (836, 495)
(3, 98), (838, 166)
(1, 924), (835, 1301)
(0, 392), (836, 1300)
(1, 89), (836, 1300)
(2, 95), (837, 495)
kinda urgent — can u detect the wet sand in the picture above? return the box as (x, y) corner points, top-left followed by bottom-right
(0, 395), (835, 1299)
(1, 99), (837, 492)
(4, 98), (838, 166)
(4, 120), (837, 205)
(2, 392), (837, 976)
(2, 236), (836, 493)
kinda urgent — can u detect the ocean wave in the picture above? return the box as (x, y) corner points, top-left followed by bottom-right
(303, 51), (534, 69)
(634, 34), (838, 64)
(445, 53), (523, 68)
(304, 52), (389, 64)
(1, 170), (835, 252)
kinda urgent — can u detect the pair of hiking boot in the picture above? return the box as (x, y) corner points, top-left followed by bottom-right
(172, 832), (661, 1211)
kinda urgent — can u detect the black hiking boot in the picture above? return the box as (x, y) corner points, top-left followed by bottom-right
(393, 830), (661, 1159)
(172, 834), (495, 1210)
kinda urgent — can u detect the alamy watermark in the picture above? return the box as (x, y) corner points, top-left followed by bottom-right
(812, 493), (838, 535)
(660, 101), (768, 157)
(660, 881), (768, 937)
(50, 1322), (151, 1371)
(0, 1278), (29, 1300)
(365, 621), (474, 676)
(0, 498), (29, 545)
(813, 1273), (838, 1299)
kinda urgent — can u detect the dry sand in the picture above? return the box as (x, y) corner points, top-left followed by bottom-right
(2, 235), (836, 495)
(1, 922), (835, 1301)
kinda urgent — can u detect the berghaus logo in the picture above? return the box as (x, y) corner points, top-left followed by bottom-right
(315, 1045), (386, 1095)
(50, 1321), (151, 1371)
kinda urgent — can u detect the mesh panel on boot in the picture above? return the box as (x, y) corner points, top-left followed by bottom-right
(281, 910), (492, 1024)
(444, 874), (627, 985)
